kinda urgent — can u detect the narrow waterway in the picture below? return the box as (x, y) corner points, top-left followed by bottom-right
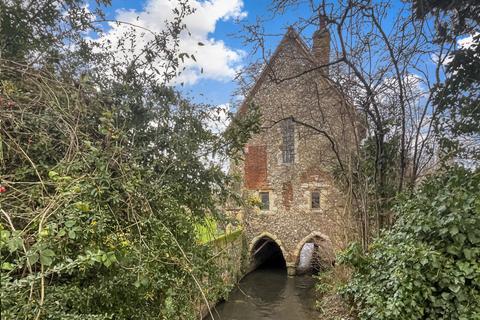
(205, 267), (320, 320)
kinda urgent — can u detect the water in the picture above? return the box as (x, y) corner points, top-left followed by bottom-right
(205, 268), (320, 320)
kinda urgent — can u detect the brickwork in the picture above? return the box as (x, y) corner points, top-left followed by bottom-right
(232, 27), (358, 275)
(244, 145), (268, 189)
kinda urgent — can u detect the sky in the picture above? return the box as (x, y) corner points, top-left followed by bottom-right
(94, 0), (315, 108)
(93, 0), (469, 111)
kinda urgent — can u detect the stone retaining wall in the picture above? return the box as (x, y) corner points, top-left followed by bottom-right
(197, 230), (245, 319)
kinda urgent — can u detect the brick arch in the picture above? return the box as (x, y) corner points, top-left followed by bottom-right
(292, 231), (334, 268)
(248, 231), (287, 260)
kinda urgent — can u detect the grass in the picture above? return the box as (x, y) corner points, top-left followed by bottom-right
(315, 265), (357, 319)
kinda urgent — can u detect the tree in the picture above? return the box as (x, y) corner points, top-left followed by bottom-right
(415, 0), (480, 162)
(340, 167), (480, 319)
(236, 0), (450, 245)
(0, 1), (257, 319)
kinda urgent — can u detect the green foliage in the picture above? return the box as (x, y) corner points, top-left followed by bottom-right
(426, 0), (480, 161)
(195, 218), (220, 243)
(0, 1), (258, 319)
(340, 167), (480, 319)
(0, 0), (108, 62)
(0, 68), (232, 319)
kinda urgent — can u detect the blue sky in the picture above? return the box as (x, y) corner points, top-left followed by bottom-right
(95, 0), (431, 110)
(95, 0), (318, 107)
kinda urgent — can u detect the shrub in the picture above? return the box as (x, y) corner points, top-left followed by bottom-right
(0, 63), (255, 319)
(340, 167), (480, 320)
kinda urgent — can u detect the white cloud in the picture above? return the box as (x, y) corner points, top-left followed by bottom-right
(431, 32), (479, 65)
(458, 33), (477, 49)
(99, 0), (246, 85)
(205, 103), (231, 134)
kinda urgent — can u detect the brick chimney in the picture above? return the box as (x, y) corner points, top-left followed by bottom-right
(312, 15), (330, 76)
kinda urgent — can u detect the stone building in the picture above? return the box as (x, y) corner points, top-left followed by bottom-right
(232, 23), (360, 276)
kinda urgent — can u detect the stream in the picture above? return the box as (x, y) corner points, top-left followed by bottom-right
(204, 267), (320, 320)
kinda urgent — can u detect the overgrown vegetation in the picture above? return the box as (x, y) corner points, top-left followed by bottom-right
(0, 1), (258, 319)
(1, 0), (479, 318)
(314, 265), (355, 319)
(340, 167), (480, 319)
(237, 0), (479, 316)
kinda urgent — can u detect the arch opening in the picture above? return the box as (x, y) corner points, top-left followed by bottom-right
(295, 234), (334, 275)
(250, 237), (287, 271)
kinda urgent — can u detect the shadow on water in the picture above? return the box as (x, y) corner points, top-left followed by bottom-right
(204, 240), (320, 320)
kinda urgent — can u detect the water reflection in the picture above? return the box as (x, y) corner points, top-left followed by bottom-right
(205, 268), (320, 320)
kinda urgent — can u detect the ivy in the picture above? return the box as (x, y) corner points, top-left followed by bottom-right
(0, 1), (259, 319)
(340, 167), (480, 319)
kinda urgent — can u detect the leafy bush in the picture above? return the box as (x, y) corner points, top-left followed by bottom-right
(340, 168), (480, 319)
(0, 1), (260, 319)
(0, 66), (232, 320)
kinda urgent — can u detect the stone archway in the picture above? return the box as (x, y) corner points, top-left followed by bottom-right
(248, 232), (288, 273)
(293, 231), (334, 275)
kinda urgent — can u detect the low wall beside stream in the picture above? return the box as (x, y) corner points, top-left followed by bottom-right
(197, 229), (246, 319)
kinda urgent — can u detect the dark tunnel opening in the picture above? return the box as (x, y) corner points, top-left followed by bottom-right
(251, 238), (287, 271)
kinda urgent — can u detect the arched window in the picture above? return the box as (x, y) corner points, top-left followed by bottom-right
(282, 118), (295, 163)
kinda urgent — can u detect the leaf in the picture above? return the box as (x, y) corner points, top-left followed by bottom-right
(43, 249), (55, 257)
(74, 202), (90, 212)
(1, 262), (15, 270)
(28, 253), (39, 265)
(103, 255), (112, 267)
(178, 52), (189, 63)
(463, 248), (473, 260)
(39, 253), (53, 266)
(441, 292), (451, 300)
(447, 245), (460, 255)
(0, 229), (10, 242)
(7, 236), (22, 253)
(102, 252), (117, 268)
(198, 42), (204, 46)
(449, 225), (459, 235)
(448, 284), (461, 293)
(68, 230), (76, 239)
(48, 171), (59, 180)
(65, 220), (76, 228)
(467, 231), (480, 244)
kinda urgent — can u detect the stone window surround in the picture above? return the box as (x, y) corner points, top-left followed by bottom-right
(258, 191), (271, 211)
(277, 117), (299, 166)
(281, 118), (295, 164)
(311, 190), (321, 210)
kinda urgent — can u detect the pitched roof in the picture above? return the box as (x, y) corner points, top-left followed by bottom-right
(237, 27), (316, 114)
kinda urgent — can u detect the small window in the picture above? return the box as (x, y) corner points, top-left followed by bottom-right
(311, 191), (320, 209)
(259, 192), (270, 210)
(282, 118), (295, 163)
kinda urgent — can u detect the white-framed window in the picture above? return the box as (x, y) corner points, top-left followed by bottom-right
(259, 191), (270, 210)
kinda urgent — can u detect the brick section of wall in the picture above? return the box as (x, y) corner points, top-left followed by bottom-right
(244, 145), (267, 189)
(282, 182), (293, 210)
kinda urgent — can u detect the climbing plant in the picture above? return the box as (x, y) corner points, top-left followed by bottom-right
(340, 167), (480, 319)
(0, 1), (259, 319)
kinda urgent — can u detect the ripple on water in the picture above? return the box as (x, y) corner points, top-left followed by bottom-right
(205, 269), (320, 320)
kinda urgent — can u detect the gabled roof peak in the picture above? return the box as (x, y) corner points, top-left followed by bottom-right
(281, 26), (314, 58)
(237, 27), (315, 114)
